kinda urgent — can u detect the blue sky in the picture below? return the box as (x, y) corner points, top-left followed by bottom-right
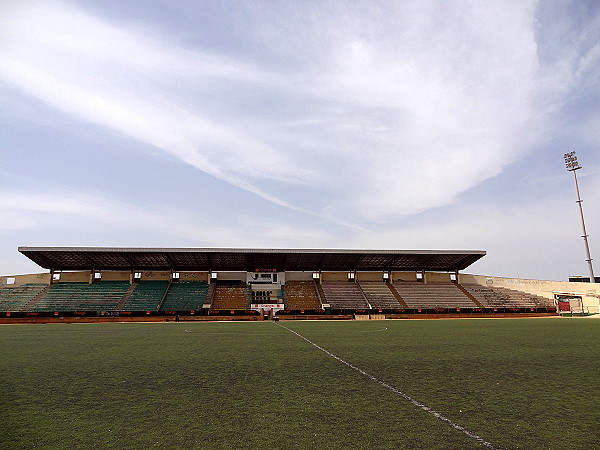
(1, 0), (599, 280)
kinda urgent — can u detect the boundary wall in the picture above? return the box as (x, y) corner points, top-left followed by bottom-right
(0, 272), (50, 286)
(0, 271), (211, 287)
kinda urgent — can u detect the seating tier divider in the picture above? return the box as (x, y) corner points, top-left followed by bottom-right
(387, 283), (409, 308)
(116, 283), (137, 311)
(454, 282), (484, 307)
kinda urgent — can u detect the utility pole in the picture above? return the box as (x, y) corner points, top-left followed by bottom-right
(564, 151), (595, 283)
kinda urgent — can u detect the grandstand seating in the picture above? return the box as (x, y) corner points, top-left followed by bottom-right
(211, 281), (248, 310)
(321, 281), (369, 309)
(121, 281), (169, 311)
(392, 282), (477, 308)
(461, 284), (551, 308)
(160, 281), (209, 311)
(284, 281), (323, 310)
(0, 284), (48, 312)
(358, 282), (401, 308)
(0, 276), (552, 315)
(29, 281), (130, 312)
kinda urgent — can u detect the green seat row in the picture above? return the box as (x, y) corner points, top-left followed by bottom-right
(0, 284), (47, 312)
(122, 281), (169, 311)
(30, 282), (130, 312)
(160, 281), (208, 311)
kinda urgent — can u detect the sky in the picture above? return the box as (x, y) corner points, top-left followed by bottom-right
(1, 0), (599, 281)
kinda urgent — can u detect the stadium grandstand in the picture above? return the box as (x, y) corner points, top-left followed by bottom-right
(1, 246), (599, 322)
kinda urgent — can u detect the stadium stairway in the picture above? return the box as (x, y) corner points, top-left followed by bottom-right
(387, 283), (409, 308)
(453, 282), (484, 307)
(315, 280), (327, 306)
(205, 283), (216, 308)
(116, 283), (137, 310)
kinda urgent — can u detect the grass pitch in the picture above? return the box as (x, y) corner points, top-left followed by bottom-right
(1, 318), (599, 449)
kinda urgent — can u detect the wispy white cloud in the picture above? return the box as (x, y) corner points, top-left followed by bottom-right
(0, 1), (314, 212)
(0, 0), (596, 226)
(0, 187), (334, 249)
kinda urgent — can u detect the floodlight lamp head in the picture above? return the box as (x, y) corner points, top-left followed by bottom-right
(564, 151), (581, 171)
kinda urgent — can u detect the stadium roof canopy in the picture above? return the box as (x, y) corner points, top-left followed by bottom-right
(18, 247), (485, 272)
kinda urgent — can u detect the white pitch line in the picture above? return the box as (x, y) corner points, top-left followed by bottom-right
(277, 323), (498, 449)
(358, 326), (388, 332)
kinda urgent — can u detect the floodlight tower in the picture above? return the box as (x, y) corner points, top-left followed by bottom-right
(564, 151), (595, 282)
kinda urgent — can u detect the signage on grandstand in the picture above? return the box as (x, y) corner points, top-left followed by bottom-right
(251, 303), (284, 312)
